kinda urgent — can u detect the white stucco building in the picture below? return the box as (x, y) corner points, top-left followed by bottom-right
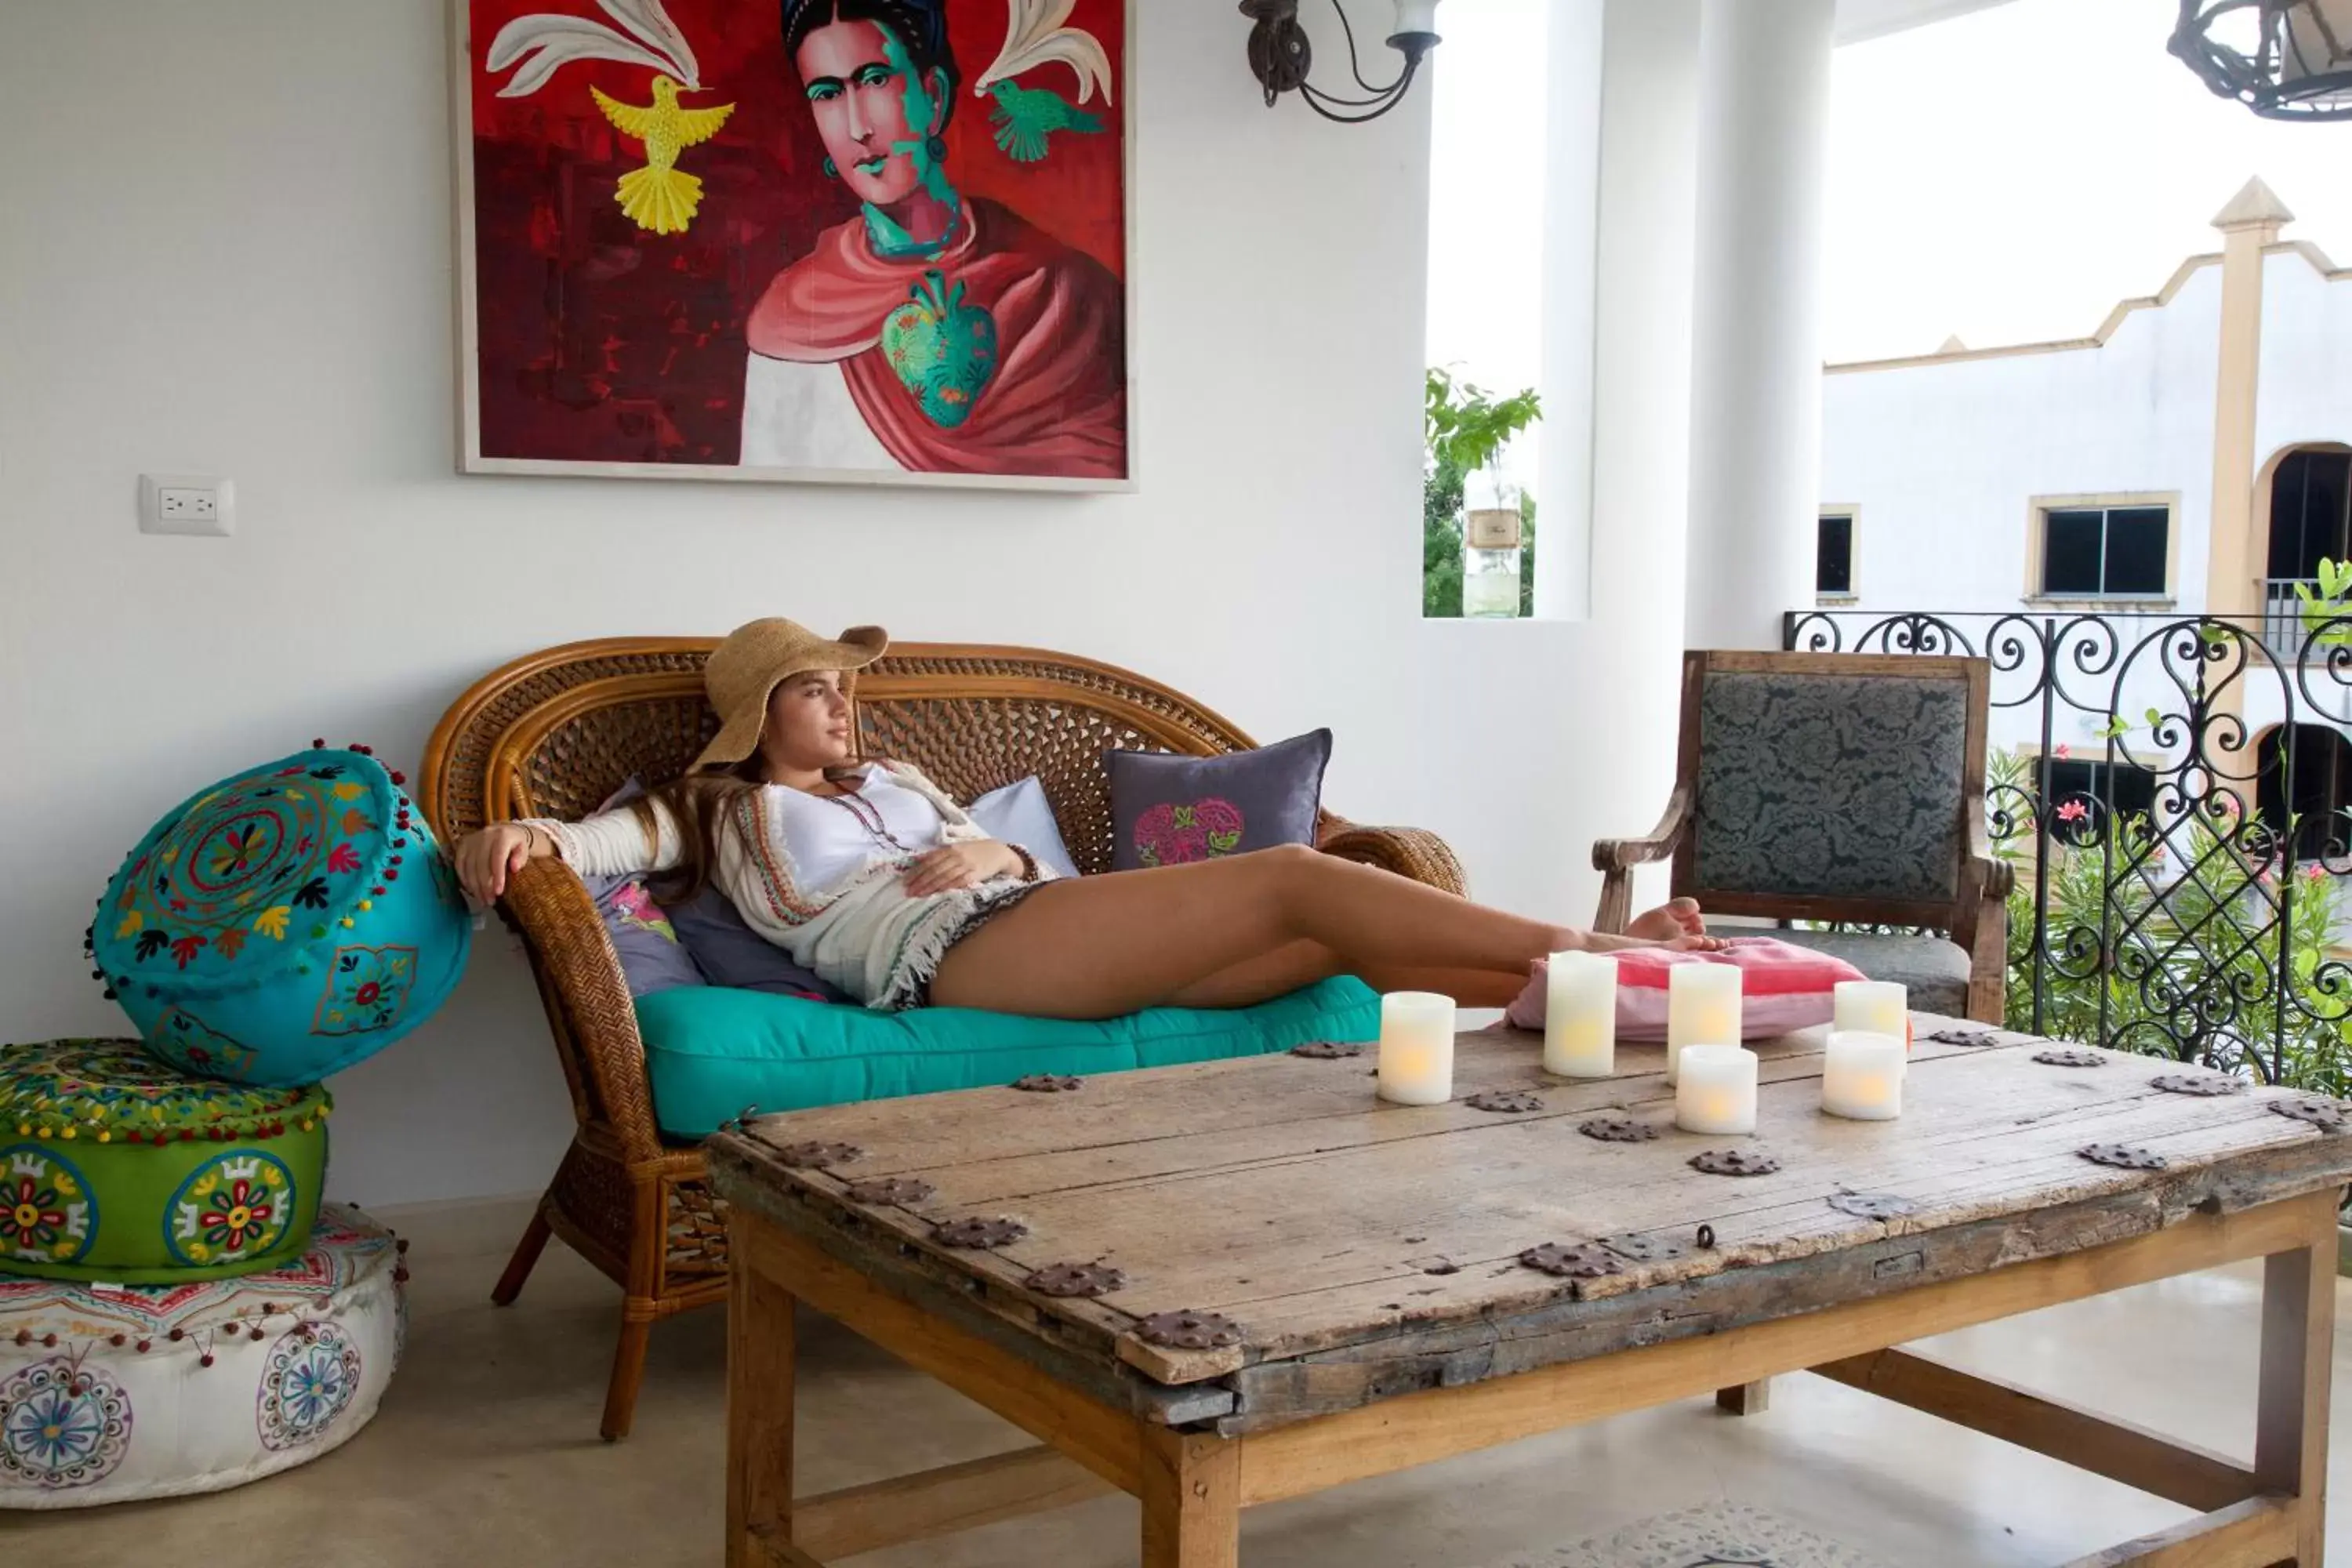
(1819, 179), (2352, 839)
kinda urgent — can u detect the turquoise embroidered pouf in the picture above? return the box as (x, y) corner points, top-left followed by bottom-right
(88, 746), (470, 1087)
(1, 1040), (330, 1284)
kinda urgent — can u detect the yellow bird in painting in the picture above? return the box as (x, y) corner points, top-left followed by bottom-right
(590, 74), (735, 236)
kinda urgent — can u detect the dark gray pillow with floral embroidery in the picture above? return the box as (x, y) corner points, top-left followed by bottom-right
(574, 779), (707, 999)
(588, 872), (707, 998)
(666, 885), (853, 1004)
(1106, 730), (1332, 872)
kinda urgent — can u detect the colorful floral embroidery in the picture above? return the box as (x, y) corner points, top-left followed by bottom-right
(167, 1152), (296, 1267)
(1132, 798), (1245, 867)
(0, 1360), (132, 1489)
(1, 1147), (94, 1265)
(94, 751), (389, 985)
(310, 946), (419, 1036)
(147, 1007), (261, 1081)
(2, 1039), (321, 1143)
(257, 1322), (362, 1451)
(608, 881), (677, 942)
(0, 1202), (390, 1341)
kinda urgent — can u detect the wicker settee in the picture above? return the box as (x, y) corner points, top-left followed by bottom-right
(416, 637), (1465, 1440)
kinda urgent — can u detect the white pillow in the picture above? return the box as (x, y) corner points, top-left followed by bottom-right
(965, 775), (1083, 880)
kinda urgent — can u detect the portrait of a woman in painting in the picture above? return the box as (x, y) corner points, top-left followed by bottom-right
(459, 0), (1130, 487)
(742, 0), (1125, 479)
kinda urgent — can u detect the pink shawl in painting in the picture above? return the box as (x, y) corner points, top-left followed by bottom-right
(746, 199), (1126, 480)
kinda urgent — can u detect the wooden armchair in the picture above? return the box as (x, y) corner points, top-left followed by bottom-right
(417, 637), (1465, 1441)
(1593, 651), (2013, 1024)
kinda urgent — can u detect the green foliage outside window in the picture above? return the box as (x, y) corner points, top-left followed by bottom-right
(1422, 368), (1541, 619)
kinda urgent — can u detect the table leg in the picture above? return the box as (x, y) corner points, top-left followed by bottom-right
(2253, 1193), (2337, 1566)
(1716, 1379), (1772, 1417)
(729, 1220), (799, 1568)
(1140, 1428), (1242, 1568)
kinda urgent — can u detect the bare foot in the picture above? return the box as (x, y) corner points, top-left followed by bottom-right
(1627, 897), (1704, 942)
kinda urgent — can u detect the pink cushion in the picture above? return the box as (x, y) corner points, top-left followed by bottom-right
(1507, 938), (1866, 1040)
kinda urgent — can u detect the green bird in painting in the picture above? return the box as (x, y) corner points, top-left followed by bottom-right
(986, 80), (1105, 164)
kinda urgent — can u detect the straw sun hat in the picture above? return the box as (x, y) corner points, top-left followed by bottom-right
(693, 618), (890, 771)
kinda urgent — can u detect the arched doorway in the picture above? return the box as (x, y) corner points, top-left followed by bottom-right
(2255, 723), (2352, 861)
(2259, 444), (2352, 650)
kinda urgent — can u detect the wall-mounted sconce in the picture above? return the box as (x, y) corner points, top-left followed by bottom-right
(1240, 0), (1441, 124)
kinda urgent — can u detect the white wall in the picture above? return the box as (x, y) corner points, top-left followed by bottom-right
(0, 2), (1683, 1206)
(2254, 248), (2352, 474)
(1818, 263), (2224, 756)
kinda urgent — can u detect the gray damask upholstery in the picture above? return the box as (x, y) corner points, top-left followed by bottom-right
(1693, 672), (1966, 902)
(1708, 924), (1972, 1017)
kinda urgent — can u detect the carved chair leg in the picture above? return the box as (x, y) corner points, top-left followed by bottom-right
(490, 1203), (554, 1307)
(601, 1312), (655, 1443)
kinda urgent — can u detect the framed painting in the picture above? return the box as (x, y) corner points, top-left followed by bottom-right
(450, 0), (1134, 491)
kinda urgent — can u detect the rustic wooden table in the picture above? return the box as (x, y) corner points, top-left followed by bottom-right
(706, 1018), (2352, 1568)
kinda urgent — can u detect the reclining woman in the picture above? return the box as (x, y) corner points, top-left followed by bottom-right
(452, 619), (1719, 1019)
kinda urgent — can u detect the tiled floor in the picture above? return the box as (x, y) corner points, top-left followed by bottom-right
(7, 1203), (2347, 1566)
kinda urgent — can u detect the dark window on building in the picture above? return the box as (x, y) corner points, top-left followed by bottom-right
(1817, 513), (1853, 595)
(2266, 448), (2352, 583)
(2041, 505), (2169, 597)
(2045, 758), (2157, 826)
(2256, 724), (2352, 860)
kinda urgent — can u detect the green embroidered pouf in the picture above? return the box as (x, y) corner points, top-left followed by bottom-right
(87, 745), (470, 1087)
(1, 1040), (329, 1284)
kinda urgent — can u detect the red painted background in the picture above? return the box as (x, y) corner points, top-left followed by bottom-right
(464, 0), (1127, 466)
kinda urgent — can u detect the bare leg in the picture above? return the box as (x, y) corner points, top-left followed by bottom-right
(1162, 940), (1528, 1011)
(931, 849), (1689, 1018)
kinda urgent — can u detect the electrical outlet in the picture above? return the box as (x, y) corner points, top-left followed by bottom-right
(139, 474), (236, 537)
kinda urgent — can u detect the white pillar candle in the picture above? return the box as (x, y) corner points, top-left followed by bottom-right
(1665, 962), (1741, 1083)
(1674, 1044), (1759, 1134)
(1376, 991), (1457, 1105)
(1821, 1030), (1905, 1120)
(1544, 952), (1617, 1078)
(1833, 981), (1909, 1054)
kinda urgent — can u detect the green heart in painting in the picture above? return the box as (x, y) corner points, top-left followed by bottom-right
(882, 270), (999, 429)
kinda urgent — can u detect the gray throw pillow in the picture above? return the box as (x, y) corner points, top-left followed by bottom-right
(588, 873), (708, 998)
(1105, 730), (1332, 873)
(666, 885), (854, 1004)
(572, 779), (706, 999)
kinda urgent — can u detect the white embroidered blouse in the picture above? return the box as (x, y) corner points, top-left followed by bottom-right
(526, 762), (1049, 1008)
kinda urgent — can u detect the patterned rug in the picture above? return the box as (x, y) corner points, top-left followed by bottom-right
(1487, 1501), (1888, 1568)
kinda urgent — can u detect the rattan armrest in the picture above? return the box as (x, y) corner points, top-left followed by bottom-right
(1316, 822), (1468, 897)
(500, 855), (665, 1163)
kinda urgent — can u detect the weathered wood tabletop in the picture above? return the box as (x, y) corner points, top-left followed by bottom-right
(706, 1018), (2352, 1436)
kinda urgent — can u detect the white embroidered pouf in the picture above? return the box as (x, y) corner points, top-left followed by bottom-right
(0, 1203), (405, 1508)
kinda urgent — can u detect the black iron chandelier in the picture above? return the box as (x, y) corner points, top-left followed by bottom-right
(2172, 0), (2352, 119)
(1240, 0), (1442, 124)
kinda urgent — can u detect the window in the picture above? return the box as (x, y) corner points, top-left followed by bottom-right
(2265, 448), (2352, 583)
(2043, 757), (2157, 843)
(2038, 503), (2169, 598)
(1817, 512), (1855, 596)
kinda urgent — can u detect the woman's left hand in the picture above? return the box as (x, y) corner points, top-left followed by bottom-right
(903, 841), (1024, 898)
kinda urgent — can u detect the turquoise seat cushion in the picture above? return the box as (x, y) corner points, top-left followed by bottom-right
(637, 977), (1380, 1139)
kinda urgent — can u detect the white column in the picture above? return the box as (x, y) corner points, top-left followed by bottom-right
(1588, 0), (1701, 646)
(1533, 0), (1604, 621)
(1682, 0), (1836, 651)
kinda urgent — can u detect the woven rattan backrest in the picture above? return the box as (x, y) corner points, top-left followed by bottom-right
(419, 639), (1263, 875)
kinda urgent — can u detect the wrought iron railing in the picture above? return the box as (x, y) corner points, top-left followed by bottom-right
(1784, 607), (2352, 1102)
